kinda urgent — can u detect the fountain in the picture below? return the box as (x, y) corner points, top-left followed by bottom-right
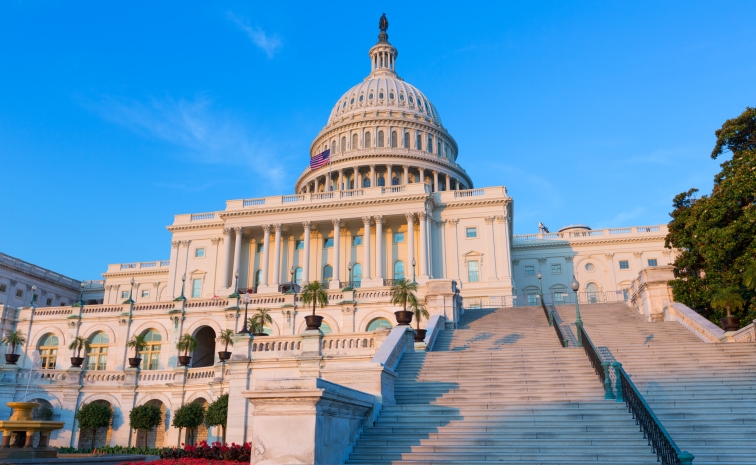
(0, 401), (65, 459)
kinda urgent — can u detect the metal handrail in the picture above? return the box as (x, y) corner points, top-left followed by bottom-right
(549, 304), (568, 347)
(578, 324), (614, 400)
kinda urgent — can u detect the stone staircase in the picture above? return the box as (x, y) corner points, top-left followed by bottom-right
(347, 306), (659, 464)
(557, 303), (756, 464)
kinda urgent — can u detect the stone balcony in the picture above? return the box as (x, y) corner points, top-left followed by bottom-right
(513, 224), (668, 244)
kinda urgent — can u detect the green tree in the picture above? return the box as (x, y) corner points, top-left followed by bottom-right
(129, 404), (161, 448)
(204, 394), (228, 444)
(127, 334), (147, 360)
(216, 329), (234, 352)
(176, 333), (198, 357)
(666, 107), (756, 327)
(171, 401), (205, 445)
(390, 279), (418, 311)
(250, 308), (273, 334)
(301, 281), (328, 316)
(76, 402), (113, 450)
(2, 330), (26, 355)
(409, 295), (430, 332)
(68, 336), (90, 358)
(711, 287), (745, 320)
(743, 261), (756, 290)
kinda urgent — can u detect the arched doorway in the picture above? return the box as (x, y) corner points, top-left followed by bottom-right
(192, 327), (216, 368)
(136, 400), (165, 448)
(77, 400), (113, 449)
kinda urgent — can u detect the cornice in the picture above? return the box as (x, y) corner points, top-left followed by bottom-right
(435, 197), (511, 209)
(0, 261), (80, 292)
(102, 269), (170, 278)
(166, 222), (224, 233)
(512, 235), (666, 250)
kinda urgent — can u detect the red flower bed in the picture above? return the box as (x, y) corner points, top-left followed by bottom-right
(119, 460), (237, 465)
(161, 441), (250, 462)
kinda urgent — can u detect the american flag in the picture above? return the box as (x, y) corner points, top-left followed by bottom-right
(309, 149), (330, 169)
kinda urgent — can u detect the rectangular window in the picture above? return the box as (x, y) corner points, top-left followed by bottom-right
(647, 259), (658, 267)
(323, 238), (334, 248)
(394, 232), (405, 243)
(15, 289), (23, 299)
(527, 293), (539, 305)
(256, 243), (264, 253)
(619, 260), (629, 269)
(45, 298), (52, 306)
(524, 266), (535, 276)
(622, 289), (629, 300)
(468, 260), (479, 282)
(554, 293), (567, 304)
(121, 291), (129, 299)
(0, 284), (6, 293)
(141, 289), (150, 298)
(551, 264), (561, 274)
(192, 279), (202, 298)
(295, 240), (304, 250)
(194, 248), (205, 258)
(465, 227), (477, 238)
(353, 235), (363, 246)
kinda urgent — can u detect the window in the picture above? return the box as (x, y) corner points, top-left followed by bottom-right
(377, 176), (385, 187)
(378, 131), (384, 147)
(353, 236), (363, 246)
(585, 263), (595, 272)
(295, 240), (305, 250)
(359, 95), (364, 102)
(15, 289), (23, 299)
(87, 332), (109, 371)
(551, 264), (562, 274)
(38, 334), (58, 370)
(341, 137), (346, 152)
(194, 248), (205, 258)
(554, 292), (567, 304)
(320, 322), (332, 334)
(392, 176), (399, 186)
(394, 261), (405, 280)
(352, 133), (357, 149)
(527, 293), (539, 305)
(409, 95), (414, 104)
(379, 92), (384, 99)
(0, 284), (6, 293)
(399, 93), (404, 101)
(404, 132), (410, 148)
(192, 279), (202, 298)
(367, 318), (392, 331)
(352, 263), (363, 284)
(393, 232), (405, 243)
(365, 132), (371, 148)
(468, 260), (479, 282)
(648, 259), (658, 267)
(121, 291), (129, 299)
(619, 260), (629, 269)
(363, 178), (371, 188)
(428, 136), (433, 153)
(416, 134), (422, 150)
(45, 298), (52, 306)
(465, 227), (477, 238)
(369, 93), (374, 100)
(524, 266), (535, 276)
(254, 270), (262, 288)
(256, 243), (264, 253)
(295, 267), (303, 285)
(622, 289), (629, 300)
(141, 289), (150, 298)
(323, 238), (334, 248)
(438, 141), (442, 155)
(322, 265), (333, 284)
(586, 282), (599, 303)
(389, 92), (394, 100)
(391, 131), (397, 147)
(140, 329), (162, 370)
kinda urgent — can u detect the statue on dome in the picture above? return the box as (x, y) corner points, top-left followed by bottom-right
(379, 13), (389, 32)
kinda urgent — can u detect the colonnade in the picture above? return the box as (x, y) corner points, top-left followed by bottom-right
(300, 164), (466, 194)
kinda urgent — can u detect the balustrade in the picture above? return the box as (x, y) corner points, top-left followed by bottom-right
(514, 224), (668, 242)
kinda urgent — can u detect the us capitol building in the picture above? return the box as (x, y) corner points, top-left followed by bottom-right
(0, 17), (673, 452)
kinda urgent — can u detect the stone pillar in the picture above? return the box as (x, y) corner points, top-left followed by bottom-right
(302, 221), (311, 283)
(447, 219), (460, 285)
(433, 171), (439, 192)
(338, 169), (344, 191)
(484, 216), (498, 281)
(232, 227), (243, 283)
(314, 177), (319, 193)
(419, 212), (428, 280)
(386, 164), (392, 186)
(330, 219), (342, 289)
(403, 165), (409, 184)
(272, 224), (283, 286)
(374, 215), (384, 280)
(225, 334), (252, 445)
(419, 168), (425, 185)
(445, 174), (451, 191)
(406, 213), (416, 281)
(362, 217), (372, 280)
(370, 165), (376, 187)
(356, 167), (362, 189)
(261, 225), (271, 286)
(222, 228), (233, 288)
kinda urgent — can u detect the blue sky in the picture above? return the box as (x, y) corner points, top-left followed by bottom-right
(1, 1), (755, 280)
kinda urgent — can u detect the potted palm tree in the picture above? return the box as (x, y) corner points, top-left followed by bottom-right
(68, 336), (90, 368)
(176, 333), (198, 366)
(216, 329), (234, 361)
(126, 334), (147, 368)
(2, 330), (26, 365)
(390, 279), (417, 325)
(301, 281), (328, 330)
(409, 296), (430, 342)
(711, 287), (745, 331)
(251, 308), (272, 336)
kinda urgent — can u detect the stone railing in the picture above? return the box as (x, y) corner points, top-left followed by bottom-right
(0, 253), (79, 288)
(371, 326), (414, 372)
(82, 371), (127, 384)
(664, 302), (756, 343)
(107, 260), (171, 273)
(513, 224), (667, 243)
(185, 366), (218, 383)
(250, 332), (380, 358)
(81, 305), (124, 315)
(17, 369), (71, 383)
(138, 370), (177, 385)
(33, 307), (73, 317)
(421, 315), (445, 351)
(731, 322), (756, 342)
(133, 302), (176, 312)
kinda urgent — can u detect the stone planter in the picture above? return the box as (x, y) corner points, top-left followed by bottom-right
(720, 317), (740, 331)
(394, 310), (414, 326)
(178, 355), (192, 366)
(305, 315), (323, 330)
(414, 329), (427, 342)
(4, 354), (20, 365)
(70, 357), (84, 368)
(128, 357), (142, 368)
(218, 351), (232, 361)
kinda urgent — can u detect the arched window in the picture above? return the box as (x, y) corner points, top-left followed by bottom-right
(377, 176), (385, 187)
(352, 263), (363, 285)
(367, 318), (392, 331)
(322, 265), (333, 285)
(295, 267), (303, 285)
(140, 329), (162, 370)
(416, 134), (422, 150)
(341, 137), (346, 152)
(352, 133), (357, 149)
(394, 261), (405, 280)
(392, 176), (399, 186)
(38, 334), (59, 370)
(404, 132), (410, 148)
(438, 141), (442, 156)
(391, 131), (397, 148)
(428, 136), (433, 153)
(332, 140), (336, 152)
(586, 282), (599, 303)
(254, 270), (262, 289)
(363, 178), (371, 188)
(377, 131), (384, 148)
(87, 332), (109, 370)
(365, 132), (371, 148)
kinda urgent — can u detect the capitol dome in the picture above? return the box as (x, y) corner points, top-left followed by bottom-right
(295, 14), (471, 194)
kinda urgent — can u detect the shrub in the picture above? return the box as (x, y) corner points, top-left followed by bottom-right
(203, 395), (228, 444)
(129, 404), (162, 448)
(76, 402), (113, 450)
(171, 402), (205, 445)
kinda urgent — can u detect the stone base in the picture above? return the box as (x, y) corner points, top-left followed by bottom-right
(0, 447), (57, 459)
(0, 454), (149, 464)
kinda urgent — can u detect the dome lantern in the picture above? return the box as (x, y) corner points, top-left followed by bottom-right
(369, 14), (398, 78)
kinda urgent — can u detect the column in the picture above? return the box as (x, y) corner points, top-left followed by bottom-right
(370, 165), (376, 187)
(302, 221), (311, 283)
(386, 164), (393, 186)
(338, 169), (344, 190)
(418, 211), (428, 279)
(374, 215), (384, 280)
(484, 217), (498, 281)
(445, 174), (451, 191)
(362, 216), (372, 280)
(356, 167), (362, 189)
(222, 228), (233, 287)
(497, 216), (513, 286)
(232, 227), (243, 284)
(314, 177), (319, 193)
(406, 213), (416, 281)
(448, 219), (461, 284)
(419, 168), (425, 185)
(261, 225), (271, 286)
(272, 224), (283, 286)
(433, 171), (439, 192)
(403, 165), (409, 184)
(330, 219), (342, 289)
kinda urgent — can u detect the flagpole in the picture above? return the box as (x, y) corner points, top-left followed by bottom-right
(328, 152), (332, 192)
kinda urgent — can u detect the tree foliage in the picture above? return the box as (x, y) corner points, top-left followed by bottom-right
(300, 281), (328, 316)
(204, 394), (228, 444)
(2, 330), (26, 354)
(666, 107), (756, 327)
(172, 401), (205, 445)
(76, 402), (113, 450)
(129, 403), (162, 448)
(390, 279), (418, 311)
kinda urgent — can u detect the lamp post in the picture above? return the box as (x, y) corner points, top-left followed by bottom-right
(228, 270), (240, 308)
(537, 271), (543, 304)
(174, 275), (186, 302)
(29, 285), (37, 308)
(411, 258), (416, 284)
(124, 278), (136, 304)
(290, 266), (297, 309)
(239, 291), (251, 334)
(348, 262), (353, 289)
(571, 276), (583, 347)
(77, 282), (86, 307)
(287, 266), (295, 294)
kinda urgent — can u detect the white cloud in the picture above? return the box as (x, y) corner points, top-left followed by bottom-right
(227, 12), (282, 58)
